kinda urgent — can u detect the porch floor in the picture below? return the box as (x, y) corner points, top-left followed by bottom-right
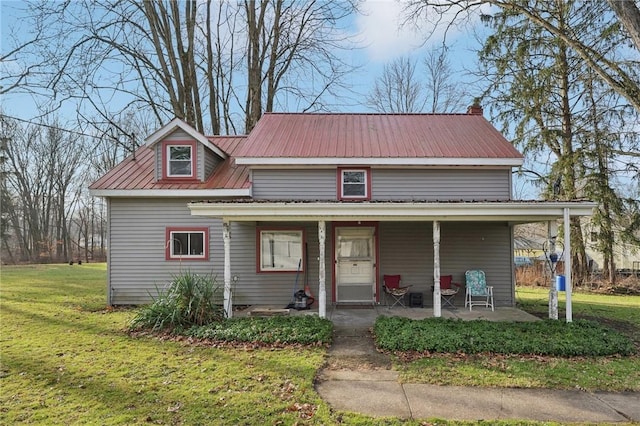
(238, 304), (540, 327)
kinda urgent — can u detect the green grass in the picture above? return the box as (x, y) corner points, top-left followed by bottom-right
(2, 265), (639, 424)
(395, 286), (640, 391)
(516, 286), (640, 342)
(0, 264), (403, 425)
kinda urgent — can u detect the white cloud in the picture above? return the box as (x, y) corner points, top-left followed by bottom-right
(355, 1), (424, 62)
(354, 0), (493, 64)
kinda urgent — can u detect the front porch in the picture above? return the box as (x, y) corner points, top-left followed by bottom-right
(239, 304), (540, 327)
(189, 200), (596, 321)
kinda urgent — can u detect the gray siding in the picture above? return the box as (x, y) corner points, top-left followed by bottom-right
(107, 200), (331, 306)
(108, 198), (222, 304)
(377, 221), (514, 307)
(252, 168), (511, 201)
(252, 169), (336, 200)
(228, 221), (332, 306)
(204, 148), (223, 179)
(107, 199), (513, 307)
(372, 169), (511, 201)
(154, 143), (162, 181)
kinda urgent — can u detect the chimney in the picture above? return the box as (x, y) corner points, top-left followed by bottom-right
(467, 98), (483, 115)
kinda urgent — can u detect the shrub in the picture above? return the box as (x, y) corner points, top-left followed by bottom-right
(187, 315), (333, 345)
(374, 317), (635, 357)
(129, 271), (223, 332)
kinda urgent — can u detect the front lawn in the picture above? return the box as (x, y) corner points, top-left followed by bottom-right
(391, 287), (640, 391)
(0, 264), (383, 425)
(2, 264), (639, 424)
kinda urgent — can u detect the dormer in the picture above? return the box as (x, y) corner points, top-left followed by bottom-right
(145, 118), (228, 182)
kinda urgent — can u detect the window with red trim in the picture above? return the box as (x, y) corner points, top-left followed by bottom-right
(338, 168), (370, 200)
(161, 140), (197, 180)
(166, 227), (209, 260)
(257, 228), (304, 272)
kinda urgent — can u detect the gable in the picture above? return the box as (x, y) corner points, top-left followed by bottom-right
(145, 117), (227, 159)
(89, 136), (249, 196)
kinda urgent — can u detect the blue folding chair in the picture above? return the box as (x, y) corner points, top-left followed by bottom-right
(464, 270), (494, 311)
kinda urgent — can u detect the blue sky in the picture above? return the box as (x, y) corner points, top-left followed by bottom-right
(1, 0), (539, 196)
(1, 0), (488, 119)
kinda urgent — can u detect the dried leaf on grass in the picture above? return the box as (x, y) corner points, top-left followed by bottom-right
(286, 402), (316, 419)
(167, 402), (181, 412)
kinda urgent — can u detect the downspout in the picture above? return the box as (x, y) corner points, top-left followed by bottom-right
(106, 198), (112, 306)
(222, 220), (232, 318)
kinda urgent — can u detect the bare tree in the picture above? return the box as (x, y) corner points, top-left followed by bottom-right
(607, 0), (640, 52)
(424, 47), (468, 113)
(367, 48), (467, 113)
(367, 56), (426, 113)
(1, 115), (85, 262)
(4, 0), (360, 135)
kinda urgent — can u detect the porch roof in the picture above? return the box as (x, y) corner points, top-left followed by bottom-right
(188, 199), (596, 222)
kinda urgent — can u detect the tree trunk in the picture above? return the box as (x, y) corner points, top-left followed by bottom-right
(607, 0), (640, 52)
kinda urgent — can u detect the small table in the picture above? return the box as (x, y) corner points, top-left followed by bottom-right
(441, 288), (459, 309)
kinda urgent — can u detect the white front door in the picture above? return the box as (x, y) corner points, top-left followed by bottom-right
(335, 227), (376, 303)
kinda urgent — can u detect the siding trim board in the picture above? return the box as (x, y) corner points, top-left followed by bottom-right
(189, 201), (597, 222)
(236, 157), (523, 166)
(90, 189), (251, 197)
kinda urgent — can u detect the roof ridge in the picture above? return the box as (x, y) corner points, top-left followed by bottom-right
(262, 112), (475, 117)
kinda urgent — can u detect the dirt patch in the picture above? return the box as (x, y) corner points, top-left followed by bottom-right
(323, 329), (392, 371)
(324, 353), (392, 371)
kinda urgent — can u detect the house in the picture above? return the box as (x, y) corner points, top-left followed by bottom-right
(583, 221), (640, 275)
(89, 109), (596, 318)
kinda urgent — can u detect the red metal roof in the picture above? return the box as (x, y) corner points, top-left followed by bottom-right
(90, 136), (249, 191)
(91, 113), (522, 193)
(234, 113), (522, 159)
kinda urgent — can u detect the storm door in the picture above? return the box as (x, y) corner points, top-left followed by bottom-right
(335, 227), (376, 303)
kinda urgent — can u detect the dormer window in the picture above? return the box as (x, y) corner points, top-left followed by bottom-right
(338, 168), (370, 200)
(168, 145), (192, 177)
(161, 140), (197, 180)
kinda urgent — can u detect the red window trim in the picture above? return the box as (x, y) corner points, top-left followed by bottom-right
(337, 167), (371, 201)
(161, 140), (198, 181)
(255, 227), (306, 273)
(165, 227), (209, 261)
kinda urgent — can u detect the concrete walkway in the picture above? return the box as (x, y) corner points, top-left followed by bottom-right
(315, 306), (640, 423)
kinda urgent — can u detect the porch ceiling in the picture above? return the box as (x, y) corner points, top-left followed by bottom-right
(188, 200), (596, 222)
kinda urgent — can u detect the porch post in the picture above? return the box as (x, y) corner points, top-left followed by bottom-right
(433, 221), (441, 317)
(564, 208), (573, 322)
(318, 220), (327, 318)
(222, 220), (232, 319)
